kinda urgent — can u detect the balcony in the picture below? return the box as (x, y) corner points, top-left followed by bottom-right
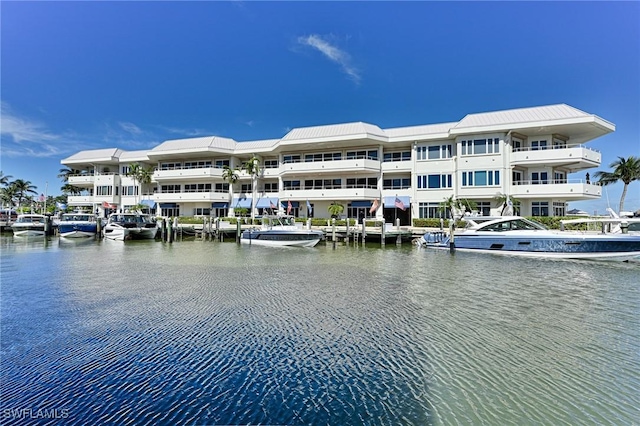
(154, 191), (229, 203)
(153, 167), (225, 181)
(67, 195), (94, 205)
(68, 174), (95, 186)
(510, 179), (602, 199)
(279, 186), (379, 200)
(280, 158), (380, 175)
(511, 145), (601, 171)
(381, 160), (412, 173)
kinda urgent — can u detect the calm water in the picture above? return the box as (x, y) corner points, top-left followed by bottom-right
(1, 235), (639, 425)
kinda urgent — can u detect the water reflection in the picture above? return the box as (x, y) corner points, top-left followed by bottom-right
(0, 236), (638, 425)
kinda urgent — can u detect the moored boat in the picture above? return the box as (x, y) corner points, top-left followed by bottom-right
(103, 212), (157, 241)
(11, 214), (47, 237)
(58, 212), (99, 238)
(420, 216), (640, 261)
(241, 215), (324, 247)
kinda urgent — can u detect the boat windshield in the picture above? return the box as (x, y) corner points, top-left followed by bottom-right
(478, 218), (548, 232)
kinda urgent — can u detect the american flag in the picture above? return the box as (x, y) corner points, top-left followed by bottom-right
(306, 200), (312, 215)
(287, 200), (292, 214)
(39, 194), (45, 202)
(270, 200), (277, 210)
(394, 197), (406, 211)
(369, 199), (379, 214)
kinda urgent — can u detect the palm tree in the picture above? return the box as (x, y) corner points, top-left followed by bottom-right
(0, 186), (17, 208)
(126, 163), (142, 204)
(438, 196), (477, 219)
(11, 179), (38, 212)
(61, 183), (83, 196)
(222, 165), (239, 216)
(57, 167), (78, 183)
(493, 193), (520, 216)
(242, 155), (261, 220)
(328, 202), (344, 218)
(594, 156), (640, 214)
(0, 171), (13, 187)
(137, 166), (153, 202)
(222, 165), (239, 184)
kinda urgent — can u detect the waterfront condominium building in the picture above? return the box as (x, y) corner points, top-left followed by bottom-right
(61, 103), (614, 225)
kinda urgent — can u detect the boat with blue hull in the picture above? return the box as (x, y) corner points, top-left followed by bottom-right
(420, 216), (640, 261)
(58, 213), (99, 238)
(241, 215), (324, 247)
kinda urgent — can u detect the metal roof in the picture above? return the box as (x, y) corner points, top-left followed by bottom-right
(454, 104), (596, 130)
(151, 136), (236, 153)
(60, 148), (122, 164)
(385, 122), (457, 140)
(282, 122), (386, 142)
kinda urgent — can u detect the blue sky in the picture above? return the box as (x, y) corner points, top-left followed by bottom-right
(1, 1), (638, 214)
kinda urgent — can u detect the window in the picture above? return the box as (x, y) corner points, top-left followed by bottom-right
(215, 160), (230, 168)
(121, 186), (138, 196)
(461, 138), (500, 156)
(283, 154), (301, 164)
(184, 161), (212, 169)
(263, 159), (278, 169)
(96, 186), (112, 196)
(513, 170), (523, 184)
(383, 178), (411, 190)
(554, 172), (566, 184)
(184, 184), (211, 193)
(121, 166), (130, 174)
(264, 182), (279, 192)
(461, 171), (499, 186)
(347, 177), (377, 188)
(553, 202), (566, 217)
(161, 185), (181, 193)
(193, 208), (211, 216)
(532, 202), (549, 217)
(417, 174), (452, 189)
(241, 183), (252, 192)
(476, 202), (491, 216)
(383, 151), (411, 162)
(417, 145), (453, 160)
(215, 183), (229, 192)
(160, 162), (181, 170)
(283, 180), (301, 190)
(531, 172), (548, 184)
(419, 202), (449, 219)
(531, 140), (548, 151)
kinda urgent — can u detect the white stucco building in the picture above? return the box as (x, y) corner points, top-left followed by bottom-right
(60, 104), (614, 224)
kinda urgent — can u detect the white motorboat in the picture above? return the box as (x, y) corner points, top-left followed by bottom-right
(58, 212), (99, 238)
(11, 214), (47, 237)
(241, 215), (324, 247)
(420, 216), (640, 261)
(103, 212), (157, 241)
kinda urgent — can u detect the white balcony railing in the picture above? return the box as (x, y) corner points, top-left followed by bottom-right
(510, 179), (602, 199)
(511, 145), (601, 168)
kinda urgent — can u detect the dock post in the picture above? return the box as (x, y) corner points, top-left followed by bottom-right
(44, 216), (52, 236)
(396, 218), (401, 245)
(173, 217), (179, 241)
(332, 218), (336, 249)
(449, 220), (455, 254)
(167, 217), (173, 243)
(345, 217), (349, 244)
(96, 217), (103, 238)
(361, 220), (366, 245)
(236, 219), (241, 244)
(381, 221), (385, 247)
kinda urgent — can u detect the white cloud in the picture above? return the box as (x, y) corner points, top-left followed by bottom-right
(119, 121), (143, 135)
(0, 102), (66, 157)
(297, 34), (361, 84)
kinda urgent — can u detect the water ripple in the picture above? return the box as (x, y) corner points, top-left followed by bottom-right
(1, 238), (638, 425)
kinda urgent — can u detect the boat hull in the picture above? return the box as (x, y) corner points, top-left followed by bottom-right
(12, 228), (46, 237)
(241, 230), (323, 247)
(422, 231), (640, 261)
(59, 223), (97, 238)
(103, 226), (157, 241)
